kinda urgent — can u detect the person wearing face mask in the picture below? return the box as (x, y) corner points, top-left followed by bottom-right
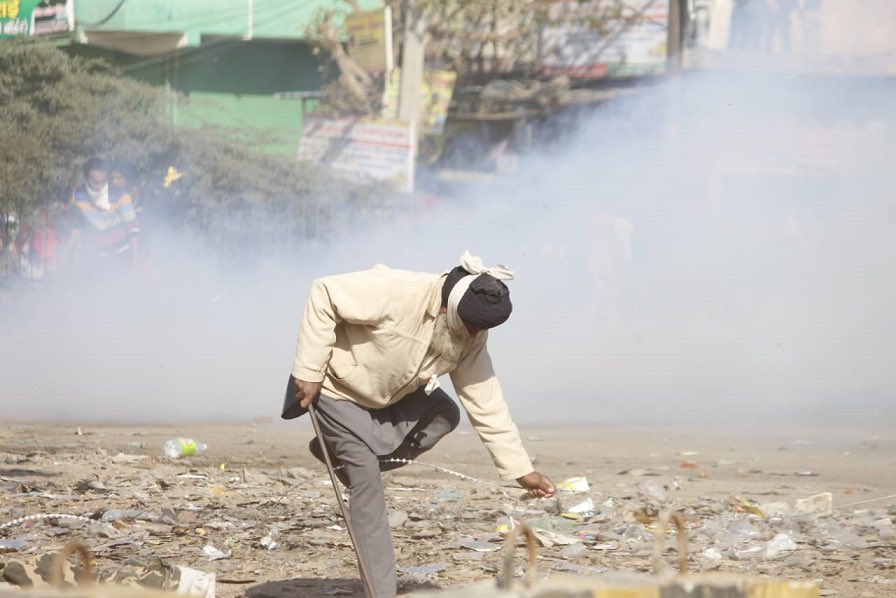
(282, 251), (555, 598)
(69, 158), (140, 273)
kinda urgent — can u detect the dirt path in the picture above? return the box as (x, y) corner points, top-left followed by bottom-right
(1, 422), (893, 596)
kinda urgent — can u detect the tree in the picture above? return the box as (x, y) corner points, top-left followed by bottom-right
(308, 0), (654, 118)
(0, 41), (375, 257)
(308, 0), (549, 117)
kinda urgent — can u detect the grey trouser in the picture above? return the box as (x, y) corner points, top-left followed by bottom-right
(313, 386), (460, 598)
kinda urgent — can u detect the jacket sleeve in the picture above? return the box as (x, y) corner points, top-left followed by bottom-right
(291, 270), (389, 382)
(119, 194), (140, 235)
(450, 333), (533, 481)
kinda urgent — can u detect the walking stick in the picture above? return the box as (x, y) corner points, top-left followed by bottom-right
(307, 402), (377, 597)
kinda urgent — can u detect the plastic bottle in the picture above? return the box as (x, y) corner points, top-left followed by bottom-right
(763, 532), (797, 559)
(163, 438), (208, 459)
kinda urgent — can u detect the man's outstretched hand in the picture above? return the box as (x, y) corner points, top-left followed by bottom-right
(292, 376), (322, 409)
(516, 471), (556, 498)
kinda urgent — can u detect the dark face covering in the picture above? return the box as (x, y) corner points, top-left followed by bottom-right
(441, 266), (513, 330)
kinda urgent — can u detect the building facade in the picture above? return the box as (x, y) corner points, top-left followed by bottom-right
(4, 0), (380, 154)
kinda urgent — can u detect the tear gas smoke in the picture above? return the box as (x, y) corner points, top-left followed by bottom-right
(1, 5), (893, 430)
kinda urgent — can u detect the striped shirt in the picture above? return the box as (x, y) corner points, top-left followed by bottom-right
(71, 185), (140, 255)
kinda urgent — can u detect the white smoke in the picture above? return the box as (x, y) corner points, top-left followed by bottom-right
(1, 2), (894, 431)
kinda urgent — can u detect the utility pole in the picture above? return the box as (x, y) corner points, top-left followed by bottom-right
(397, 0), (426, 130)
(245, 0), (254, 40)
(397, 0), (426, 192)
(667, 0), (686, 71)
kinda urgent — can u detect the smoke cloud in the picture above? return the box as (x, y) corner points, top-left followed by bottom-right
(2, 3), (894, 431)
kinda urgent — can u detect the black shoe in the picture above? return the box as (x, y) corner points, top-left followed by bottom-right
(309, 437), (350, 487)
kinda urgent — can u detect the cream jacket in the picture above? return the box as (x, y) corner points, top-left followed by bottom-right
(291, 265), (533, 480)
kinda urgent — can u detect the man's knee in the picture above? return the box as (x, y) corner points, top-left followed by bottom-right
(401, 395), (460, 453)
(437, 395), (461, 433)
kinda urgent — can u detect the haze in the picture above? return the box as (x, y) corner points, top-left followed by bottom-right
(2, 5), (894, 431)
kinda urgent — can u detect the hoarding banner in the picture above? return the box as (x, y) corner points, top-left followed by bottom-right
(1, 0), (37, 37)
(33, 0), (73, 35)
(1, 0), (73, 38)
(345, 9), (389, 72)
(381, 69), (457, 135)
(297, 116), (415, 192)
(540, 0), (669, 78)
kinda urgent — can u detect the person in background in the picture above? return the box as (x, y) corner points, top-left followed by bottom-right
(110, 161), (141, 213)
(69, 158), (140, 274)
(14, 205), (59, 281)
(729, 0), (773, 51)
(776, 0), (800, 52)
(801, 0), (822, 53)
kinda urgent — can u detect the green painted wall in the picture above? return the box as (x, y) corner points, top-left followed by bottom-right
(179, 93), (315, 154)
(67, 0), (383, 154)
(163, 39), (323, 95)
(65, 38), (325, 154)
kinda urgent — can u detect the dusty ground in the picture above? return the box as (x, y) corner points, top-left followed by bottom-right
(0, 422), (894, 597)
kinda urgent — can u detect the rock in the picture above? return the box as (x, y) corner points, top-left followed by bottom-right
(389, 510), (409, 529)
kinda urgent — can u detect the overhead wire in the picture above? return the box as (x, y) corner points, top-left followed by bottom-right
(78, 0), (131, 27)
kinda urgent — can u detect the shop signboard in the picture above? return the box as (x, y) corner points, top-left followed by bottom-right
(298, 116), (416, 192)
(1, 0), (73, 38)
(540, 0), (669, 78)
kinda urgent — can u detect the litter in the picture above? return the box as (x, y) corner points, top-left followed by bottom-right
(201, 544), (231, 561)
(735, 496), (766, 517)
(764, 533), (798, 560)
(794, 492), (833, 517)
(562, 498), (594, 517)
(406, 518), (819, 596)
(260, 527), (279, 550)
(636, 481), (667, 504)
(1, 425), (891, 596)
(112, 453), (150, 464)
(0, 539), (27, 551)
(164, 439), (208, 460)
(458, 539), (503, 552)
(401, 562), (448, 575)
(530, 527), (580, 547)
(556, 477), (589, 493)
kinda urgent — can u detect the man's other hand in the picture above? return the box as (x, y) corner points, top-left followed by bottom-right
(293, 377), (322, 408)
(516, 471), (556, 498)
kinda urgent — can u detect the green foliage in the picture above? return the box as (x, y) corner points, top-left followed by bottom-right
(0, 41), (375, 253)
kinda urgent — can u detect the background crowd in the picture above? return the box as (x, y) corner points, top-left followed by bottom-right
(0, 158), (182, 285)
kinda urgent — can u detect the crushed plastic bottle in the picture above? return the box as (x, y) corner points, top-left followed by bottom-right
(764, 532), (797, 559)
(637, 480), (668, 504)
(557, 476), (589, 493)
(716, 516), (762, 549)
(793, 492), (833, 517)
(733, 545), (763, 560)
(817, 520), (869, 550)
(260, 526), (280, 550)
(163, 438), (208, 459)
(564, 498), (595, 517)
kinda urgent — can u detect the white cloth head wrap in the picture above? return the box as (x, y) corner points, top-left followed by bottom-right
(446, 250), (515, 336)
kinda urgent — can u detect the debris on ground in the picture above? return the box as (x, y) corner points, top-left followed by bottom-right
(0, 424), (893, 597)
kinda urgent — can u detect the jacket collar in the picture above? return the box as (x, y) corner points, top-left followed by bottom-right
(426, 273), (448, 317)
